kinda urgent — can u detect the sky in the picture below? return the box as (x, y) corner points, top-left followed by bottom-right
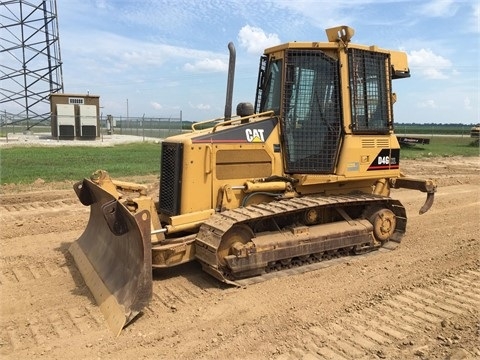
(3, 0), (480, 124)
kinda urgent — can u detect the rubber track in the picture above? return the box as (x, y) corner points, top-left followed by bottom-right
(196, 193), (406, 284)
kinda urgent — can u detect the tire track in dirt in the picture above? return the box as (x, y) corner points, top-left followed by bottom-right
(0, 259), (69, 285)
(277, 269), (479, 359)
(0, 189), (84, 227)
(0, 196), (88, 239)
(0, 235), (108, 357)
(0, 198), (79, 212)
(146, 246), (400, 317)
(0, 198), (84, 223)
(145, 263), (225, 315)
(0, 261), (108, 357)
(0, 305), (105, 355)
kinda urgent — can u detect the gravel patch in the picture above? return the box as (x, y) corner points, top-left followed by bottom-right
(0, 132), (161, 147)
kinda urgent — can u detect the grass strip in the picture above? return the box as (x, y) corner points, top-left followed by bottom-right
(0, 137), (478, 185)
(0, 142), (161, 184)
(400, 136), (479, 159)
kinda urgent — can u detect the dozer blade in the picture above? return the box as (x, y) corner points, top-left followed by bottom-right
(69, 178), (152, 336)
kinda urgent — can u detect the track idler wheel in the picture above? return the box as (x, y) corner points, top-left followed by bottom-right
(217, 224), (254, 267)
(368, 208), (396, 243)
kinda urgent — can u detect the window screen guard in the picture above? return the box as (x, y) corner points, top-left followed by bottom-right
(281, 49), (341, 174)
(348, 48), (392, 134)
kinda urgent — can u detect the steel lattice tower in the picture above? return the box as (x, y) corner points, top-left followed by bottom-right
(0, 0), (64, 129)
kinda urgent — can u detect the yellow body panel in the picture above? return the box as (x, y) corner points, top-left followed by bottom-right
(162, 121), (403, 222)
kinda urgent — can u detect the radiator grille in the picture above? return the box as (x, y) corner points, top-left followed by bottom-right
(361, 138), (390, 148)
(159, 142), (183, 216)
(376, 138), (390, 147)
(361, 139), (376, 148)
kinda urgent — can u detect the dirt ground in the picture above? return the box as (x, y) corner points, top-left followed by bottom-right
(0, 156), (479, 360)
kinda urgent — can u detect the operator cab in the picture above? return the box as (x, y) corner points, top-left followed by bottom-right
(254, 26), (409, 175)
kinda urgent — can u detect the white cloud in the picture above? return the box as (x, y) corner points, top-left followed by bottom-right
(238, 25), (281, 54)
(189, 102), (211, 110)
(150, 102), (162, 110)
(94, 0), (110, 10)
(267, 1), (354, 32)
(183, 58), (228, 73)
(62, 29), (228, 73)
(418, 0), (458, 17)
(464, 97), (472, 110)
(418, 99), (437, 109)
(407, 49), (452, 79)
(471, 3), (480, 33)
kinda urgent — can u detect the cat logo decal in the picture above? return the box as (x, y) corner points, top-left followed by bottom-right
(245, 129), (265, 142)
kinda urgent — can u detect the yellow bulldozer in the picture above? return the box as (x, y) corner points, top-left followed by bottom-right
(70, 26), (437, 335)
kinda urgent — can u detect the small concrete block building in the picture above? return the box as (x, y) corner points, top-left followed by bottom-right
(50, 93), (100, 139)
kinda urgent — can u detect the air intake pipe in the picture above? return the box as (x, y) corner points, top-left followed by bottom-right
(224, 42), (236, 121)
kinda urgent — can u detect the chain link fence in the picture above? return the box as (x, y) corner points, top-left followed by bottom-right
(1, 110), (477, 139)
(110, 116), (185, 138)
(0, 112), (185, 139)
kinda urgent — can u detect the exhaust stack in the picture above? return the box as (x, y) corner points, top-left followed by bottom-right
(224, 42), (236, 121)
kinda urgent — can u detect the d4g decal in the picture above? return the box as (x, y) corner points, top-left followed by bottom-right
(367, 148), (400, 171)
(192, 117), (277, 144)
